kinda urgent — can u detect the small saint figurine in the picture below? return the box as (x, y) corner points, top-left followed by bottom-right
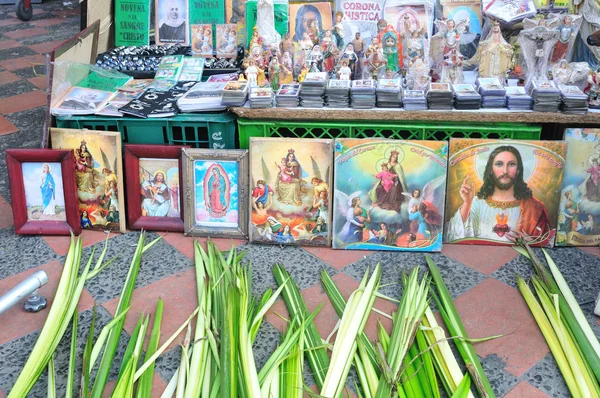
(365, 44), (387, 80)
(279, 51), (294, 84)
(338, 58), (352, 80)
(332, 11), (345, 49)
(297, 32), (314, 70)
(246, 59), (260, 87)
(475, 21), (513, 81)
(298, 62), (310, 83)
(382, 27), (402, 73)
(249, 26), (264, 52)
(307, 44), (324, 72)
(268, 56), (280, 90)
(407, 57), (431, 90)
(321, 30), (338, 73)
(352, 32), (366, 78)
(377, 19), (387, 40)
(586, 69), (600, 108)
(407, 29), (426, 64)
(280, 32), (294, 55)
(551, 14), (582, 63)
(431, 18), (469, 76)
(552, 59), (572, 86)
(339, 43), (359, 79)
(307, 18), (321, 45)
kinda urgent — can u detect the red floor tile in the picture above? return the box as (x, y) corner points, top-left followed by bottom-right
(43, 229), (110, 256)
(52, 8), (80, 17)
(0, 260), (95, 345)
(0, 389), (5, 398)
(0, 194), (14, 228)
(302, 246), (373, 270)
(453, 278), (549, 377)
(0, 71), (20, 85)
(0, 115), (19, 136)
(161, 232), (244, 260)
(27, 75), (48, 90)
(32, 18), (68, 27)
(28, 40), (65, 54)
(442, 244), (520, 274)
(102, 268), (198, 352)
(0, 54), (46, 71)
(579, 246), (600, 258)
(0, 18), (23, 27)
(4, 28), (49, 40)
(0, 39), (20, 51)
(504, 381), (550, 398)
(0, 90), (46, 114)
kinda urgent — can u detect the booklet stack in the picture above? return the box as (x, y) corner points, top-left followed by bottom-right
(221, 81), (249, 107)
(276, 84), (301, 107)
(477, 78), (506, 108)
(403, 89), (427, 110)
(96, 91), (142, 117)
(531, 80), (561, 112)
(249, 87), (274, 108)
(351, 80), (376, 109)
(177, 81), (226, 112)
(452, 84), (482, 110)
(559, 85), (588, 114)
(376, 79), (403, 108)
(51, 87), (115, 116)
(325, 80), (351, 108)
(119, 81), (195, 118)
(426, 83), (453, 110)
(300, 72), (327, 108)
(505, 86), (533, 111)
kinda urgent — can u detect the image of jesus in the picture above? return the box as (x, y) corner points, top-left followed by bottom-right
(446, 145), (551, 243)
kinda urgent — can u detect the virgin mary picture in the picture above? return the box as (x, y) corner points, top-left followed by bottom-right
(275, 149), (305, 206)
(205, 165), (230, 218)
(22, 162), (67, 221)
(368, 148), (407, 213)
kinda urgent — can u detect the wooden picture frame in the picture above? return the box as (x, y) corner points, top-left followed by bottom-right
(124, 144), (186, 232)
(6, 149), (81, 235)
(182, 148), (249, 238)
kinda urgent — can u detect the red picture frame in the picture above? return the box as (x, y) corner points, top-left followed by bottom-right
(6, 149), (81, 235)
(124, 144), (186, 232)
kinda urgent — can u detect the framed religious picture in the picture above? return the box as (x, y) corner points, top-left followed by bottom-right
(124, 144), (186, 232)
(182, 148), (249, 238)
(332, 139), (448, 251)
(6, 149), (81, 235)
(556, 129), (600, 246)
(443, 138), (567, 247)
(50, 128), (126, 233)
(154, 0), (189, 46)
(249, 137), (333, 246)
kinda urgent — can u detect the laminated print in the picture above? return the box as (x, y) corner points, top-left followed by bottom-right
(155, 0), (189, 45)
(444, 139), (566, 247)
(557, 129), (600, 246)
(249, 138), (333, 246)
(333, 139), (448, 251)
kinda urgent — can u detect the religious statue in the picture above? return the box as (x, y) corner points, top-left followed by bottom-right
(338, 58), (352, 80)
(365, 44), (387, 80)
(339, 43), (359, 79)
(474, 21), (513, 81)
(352, 32), (366, 78)
(550, 14), (582, 63)
(249, 26), (264, 52)
(279, 51), (295, 84)
(297, 32), (315, 71)
(332, 11), (345, 49)
(431, 18), (469, 77)
(321, 30), (338, 73)
(246, 59), (260, 87)
(307, 44), (324, 72)
(280, 32), (294, 55)
(407, 28), (427, 65)
(307, 18), (321, 45)
(518, 17), (560, 84)
(407, 58), (431, 90)
(257, 0), (281, 46)
(585, 69), (600, 108)
(268, 56), (281, 90)
(552, 59), (572, 85)
(381, 26), (402, 72)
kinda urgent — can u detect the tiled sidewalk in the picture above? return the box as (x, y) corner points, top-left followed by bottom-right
(0, 2), (599, 397)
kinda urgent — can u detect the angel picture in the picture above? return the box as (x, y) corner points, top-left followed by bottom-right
(332, 139), (448, 251)
(431, 18), (469, 83)
(249, 137), (333, 246)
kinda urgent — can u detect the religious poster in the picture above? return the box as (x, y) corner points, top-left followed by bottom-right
(188, 0), (224, 27)
(155, 0), (190, 45)
(191, 24), (214, 56)
(556, 129), (600, 246)
(335, 0), (385, 44)
(444, 139), (566, 247)
(332, 139), (448, 251)
(115, 0), (151, 46)
(216, 24), (239, 57)
(249, 137), (333, 246)
(383, 0), (434, 41)
(441, 1), (481, 60)
(289, 2), (333, 42)
(50, 128), (126, 233)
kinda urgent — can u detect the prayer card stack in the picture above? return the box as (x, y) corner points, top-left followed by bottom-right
(531, 80), (561, 112)
(559, 85), (588, 114)
(452, 84), (482, 110)
(249, 87), (274, 108)
(351, 80), (377, 109)
(426, 83), (453, 110)
(403, 89), (427, 110)
(505, 86), (533, 111)
(221, 81), (249, 107)
(177, 81), (226, 112)
(376, 79), (403, 108)
(275, 84), (300, 108)
(300, 72), (327, 108)
(477, 78), (506, 108)
(325, 79), (351, 108)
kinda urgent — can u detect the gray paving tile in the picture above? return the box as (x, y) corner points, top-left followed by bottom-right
(236, 243), (338, 296)
(154, 345), (181, 387)
(490, 251), (535, 290)
(480, 354), (519, 396)
(83, 232), (193, 304)
(12, 65), (44, 79)
(19, 21), (79, 45)
(0, 80), (37, 99)
(0, 45), (37, 60)
(341, 252), (486, 300)
(0, 228), (58, 278)
(253, 320), (281, 371)
(523, 353), (570, 398)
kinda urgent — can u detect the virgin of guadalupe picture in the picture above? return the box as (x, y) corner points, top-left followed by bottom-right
(556, 129), (600, 246)
(139, 158), (180, 218)
(50, 128), (126, 233)
(249, 138), (333, 246)
(194, 160), (239, 228)
(332, 139), (448, 251)
(22, 162), (67, 222)
(444, 139), (566, 247)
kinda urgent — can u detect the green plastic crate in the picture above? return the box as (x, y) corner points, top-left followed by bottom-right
(237, 119), (542, 149)
(56, 112), (237, 149)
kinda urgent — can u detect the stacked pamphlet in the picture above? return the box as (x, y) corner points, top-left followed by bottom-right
(403, 89), (427, 110)
(531, 80), (561, 112)
(300, 72), (327, 108)
(452, 84), (482, 110)
(505, 86), (533, 111)
(325, 80), (351, 108)
(51, 87), (115, 116)
(221, 81), (249, 107)
(276, 84), (301, 107)
(119, 81), (195, 118)
(177, 81), (226, 112)
(96, 90), (142, 117)
(477, 78), (506, 108)
(559, 85), (588, 114)
(426, 83), (453, 110)
(376, 79), (403, 108)
(351, 80), (376, 109)
(249, 87), (274, 108)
